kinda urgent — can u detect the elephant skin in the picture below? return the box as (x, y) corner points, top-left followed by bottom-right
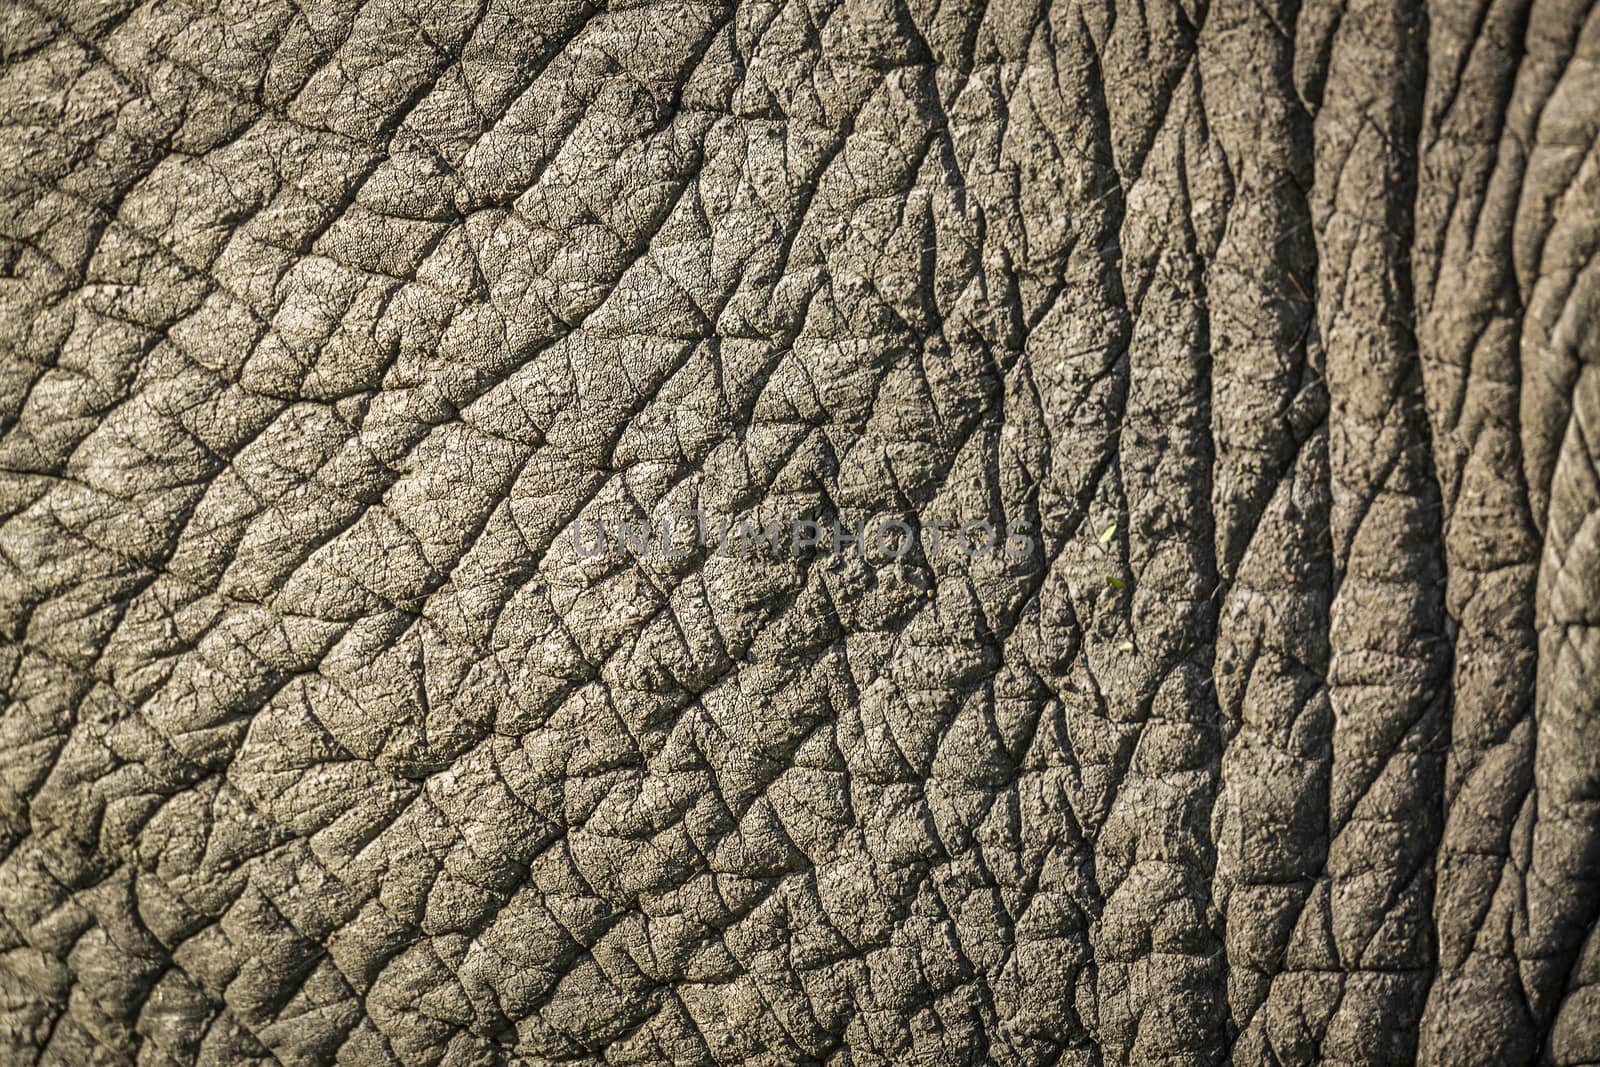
(0, 0), (1597, 1063)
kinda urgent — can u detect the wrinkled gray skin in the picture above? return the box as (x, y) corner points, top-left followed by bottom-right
(0, 0), (1597, 1063)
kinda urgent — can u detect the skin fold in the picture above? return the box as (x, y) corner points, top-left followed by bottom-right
(0, 0), (1595, 1063)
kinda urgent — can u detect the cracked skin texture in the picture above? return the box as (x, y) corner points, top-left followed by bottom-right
(0, 0), (1597, 1062)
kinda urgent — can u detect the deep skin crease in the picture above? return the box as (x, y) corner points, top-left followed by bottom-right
(0, 0), (1597, 1063)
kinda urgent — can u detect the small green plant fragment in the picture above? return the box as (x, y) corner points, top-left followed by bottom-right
(1099, 522), (1117, 544)
(1104, 575), (1123, 589)
(1118, 641), (1134, 653)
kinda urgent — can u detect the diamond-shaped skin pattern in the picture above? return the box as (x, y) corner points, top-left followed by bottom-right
(0, 0), (1596, 1063)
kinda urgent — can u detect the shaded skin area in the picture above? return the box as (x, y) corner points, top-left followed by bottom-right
(0, 0), (1595, 1063)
